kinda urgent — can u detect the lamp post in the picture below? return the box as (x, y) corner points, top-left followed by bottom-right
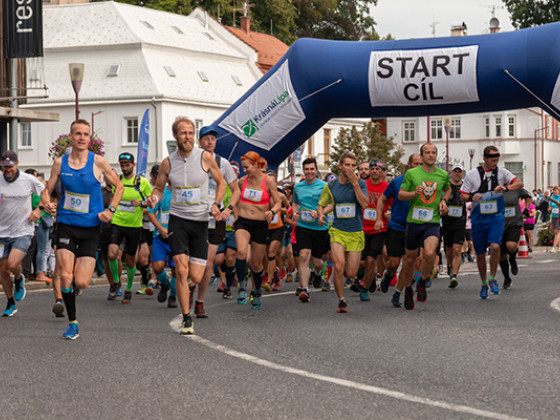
(468, 148), (475, 170)
(443, 116), (452, 172)
(534, 126), (548, 190)
(69, 63), (84, 121)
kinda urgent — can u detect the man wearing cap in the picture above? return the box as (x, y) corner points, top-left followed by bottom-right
(192, 126), (239, 318)
(106, 151), (152, 304)
(0, 151), (45, 316)
(292, 156), (330, 302)
(42, 119), (123, 339)
(146, 116), (225, 335)
(442, 163), (467, 289)
(460, 145), (523, 299)
(358, 158), (390, 302)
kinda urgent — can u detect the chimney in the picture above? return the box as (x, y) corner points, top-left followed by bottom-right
(240, 16), (250, 33)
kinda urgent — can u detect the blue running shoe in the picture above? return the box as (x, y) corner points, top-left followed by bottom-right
(13, 274), (26, 301)
(117, 282), (123, 297)
(480, 285), (489, 299)
(425, 278), (433, 288)
(489, 279), (500, 295)
(251, 294), (262, 310)
(62, 322), (79, 340)
(2, 303), (17, 317)
(237, 289), (248, 305)
(359, 289), (370, 302)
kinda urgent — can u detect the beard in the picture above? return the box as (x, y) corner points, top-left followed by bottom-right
(177, 140), (193, 153)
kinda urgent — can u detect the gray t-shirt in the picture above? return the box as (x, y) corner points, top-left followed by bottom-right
(503, 188), (528, 228)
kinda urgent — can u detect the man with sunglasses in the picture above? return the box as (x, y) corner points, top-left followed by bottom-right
(460, 146), (523, 299)
(107, 152), (152, 304)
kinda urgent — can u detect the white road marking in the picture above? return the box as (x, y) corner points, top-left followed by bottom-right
(170, 316), (525, 420)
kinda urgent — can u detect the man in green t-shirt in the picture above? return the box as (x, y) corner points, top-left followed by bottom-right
(398, 143), (450, 310)
(107, 152), (152, 304)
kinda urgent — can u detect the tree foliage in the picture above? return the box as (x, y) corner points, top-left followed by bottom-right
(503, 0), (560, 28)
(329, 121), (404, 175)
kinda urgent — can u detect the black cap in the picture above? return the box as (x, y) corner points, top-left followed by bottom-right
(0, 150), (18, 166)
(118, 152), (135, 163)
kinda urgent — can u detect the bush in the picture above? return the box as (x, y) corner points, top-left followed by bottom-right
(48, 133), (104, 160)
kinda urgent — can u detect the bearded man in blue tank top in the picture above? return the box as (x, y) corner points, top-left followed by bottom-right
(146, 117), (225, 335)
(42, 120), (124, 339)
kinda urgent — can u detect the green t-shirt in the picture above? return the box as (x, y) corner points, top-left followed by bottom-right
(401, 166), (450, 224)
(112, 175), (153, 228)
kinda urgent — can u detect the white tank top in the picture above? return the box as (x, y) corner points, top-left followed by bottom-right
(168, 147), (210, 222)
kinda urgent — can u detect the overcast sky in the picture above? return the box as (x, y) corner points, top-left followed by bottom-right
(372, 0), (515, 40)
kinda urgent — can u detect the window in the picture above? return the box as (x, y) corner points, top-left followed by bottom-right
(108, 65), (120, 77)
(483, 116), (490, 138)
(164, 66), (176, 77)
(323, 129), (331, 164)
(507, 115), (516, 137)
(204, 32), (215, 41)
(232, 75), (243, 86)
(195, 119), (203, 139)
(21, 123), (31, 148)
(171, 25), (184, 34)
(430, 118), (443, 140)
(140, 20), (154, 29)
(494, 116), (502, 138)
(197, 71), (209, 82)
(126, 118), (139, 144)
(504, 162), (523, 182)
(403, 121), (416, 142)
(449, 118), (461, 139)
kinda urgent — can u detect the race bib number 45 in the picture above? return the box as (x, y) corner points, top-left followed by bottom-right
(176, 186), (201, 205)
(63, 191), (90, 213)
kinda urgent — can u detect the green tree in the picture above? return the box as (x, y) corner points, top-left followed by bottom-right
(503, 0), (560, 28)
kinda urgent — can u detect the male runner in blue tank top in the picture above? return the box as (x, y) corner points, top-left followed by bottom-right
(42, 119), (123, 339)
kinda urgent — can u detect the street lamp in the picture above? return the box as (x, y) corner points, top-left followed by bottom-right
(69, 63), (84, 121)
(468, 148), (475, 170)
(534, 126), (548, 190)
(443, 116), (452, 172)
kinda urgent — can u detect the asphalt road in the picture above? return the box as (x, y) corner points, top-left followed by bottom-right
(2, 250), (560, 419)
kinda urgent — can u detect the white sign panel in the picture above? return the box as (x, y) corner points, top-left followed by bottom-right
(219, 60), (305, 151)
(368, 45), (480, 107)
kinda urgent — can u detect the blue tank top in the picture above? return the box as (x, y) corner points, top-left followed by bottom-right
(57, 152), (104, 227)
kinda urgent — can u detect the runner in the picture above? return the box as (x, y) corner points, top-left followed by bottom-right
(499, 188), (527, 289)
(292, 157), (330, 302)
(146, 116), (225, 335)
(442, 164), (467, 289)
(398, 144), (450, 310)
(359, 158), (389, 302)
(107, 152), (152, 304)
(358, 161), (370, 180)
(548, 186), (560, 252)
(193, 126), (239, 318)
(41, 119), (123, 338)
(234, 151), (282, 310)
(376, 153), (423, 307)
(0, 151), (45, 316)
(317, 152), (369, 313)
(460, 145), (523, 299)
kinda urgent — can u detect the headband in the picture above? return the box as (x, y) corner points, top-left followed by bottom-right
(484, 152), (500, 158)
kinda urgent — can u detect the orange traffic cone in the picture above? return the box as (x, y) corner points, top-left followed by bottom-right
(518, 227), (530, 258)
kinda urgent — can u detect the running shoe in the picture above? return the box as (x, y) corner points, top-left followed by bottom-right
(321, 279), (331, 292)
(350, 278), (360, 293)
(312, 273), (322, 289)
(157, 284), (170, 303)
(251, 293), (262, 310)
(167, 295), (177, 308)
(217, 282), (226, 293)
(146, 280), (157, 295)
(503, 278), (512, 290)
(117, 282), (123, 297)
(280, 267), (286, 280)
(13, 274), (26, 301)
(448, 276), (459, 289)
(2, 303), (17, 317)
(237, 289), (248, 305)
(180, 316), (194, 335)
(52, 300), (65, 318)
(467, 254), (473, 262)
(107, 284), (117, 300)
(345, 277), (353, 287)
(480, 285), (489, 299)
(368, 278), (377, 293)
(389, 273), (398, 287)
(461, 253), (465, 263)
(404, 286), (415, 310)
(272, 282), (281, 291)
(136, 285), (147, 295)
(489, 279), (500, 295)
(425, 277), (433, 288)
(262, 281), (271, 293)
(122, 290), (132, 304)
(62, 322), (79, 340)
(380, 271), (391, 293)
(194, 301), (208, 318)
(391, 291), (402, 308)
(336, 299), (348, 313)
(509, 256), (519, 276)
(298, 289), (310, 302)
(295, 287), (303, 297)
(223, 288), (232, 299)
(209, 275), (218, 286)
(359, 289), (370, 302)
(416, 279), (427, 302)
(286, 273), (294, 283)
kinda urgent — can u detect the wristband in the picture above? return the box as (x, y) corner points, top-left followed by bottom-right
(108, 206), (116, 213)
(271, 210), (276, 216)
(505, 186), (509, 192)
(227, 204), (234, 211)
(213, 202), (221, 208)
(39, 206), (45, 211)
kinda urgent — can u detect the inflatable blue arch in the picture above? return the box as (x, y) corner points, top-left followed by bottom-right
(213, 23), (560, 168)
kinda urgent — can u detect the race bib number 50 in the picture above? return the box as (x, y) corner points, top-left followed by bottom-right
(63, 191), (90, 213)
